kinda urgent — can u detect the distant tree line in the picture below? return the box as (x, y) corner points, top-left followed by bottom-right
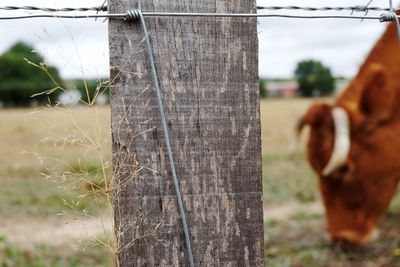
(260, 59), (336, 99)
(259, 79), (267, 98)
(295, 60), (335, 97)
(0, 42), (63, 107)
(1, 42), (335, 105)
(0, 42), (109, 107)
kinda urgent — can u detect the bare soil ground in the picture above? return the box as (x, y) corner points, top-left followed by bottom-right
(0, 200), (319, 249)
(0, 214), (112, 249)
(265, 201), (324, 222)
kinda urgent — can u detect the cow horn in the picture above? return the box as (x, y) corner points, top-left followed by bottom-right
(322, 107), (351, 176)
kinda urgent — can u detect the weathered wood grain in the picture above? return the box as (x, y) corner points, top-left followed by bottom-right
(109, 1), (263, 266)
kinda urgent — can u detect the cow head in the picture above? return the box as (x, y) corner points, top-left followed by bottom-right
(299, 64), (400, 245)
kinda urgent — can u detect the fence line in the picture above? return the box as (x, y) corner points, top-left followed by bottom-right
(0, 5), (399, 22)
(0, 11), (398, 22)
(1, 5), (399, 54)
(0, 5), (398, 13)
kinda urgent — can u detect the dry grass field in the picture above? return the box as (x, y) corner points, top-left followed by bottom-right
(0, 99), (399, 266)
(0, 106), (113, 266)
(0, 106), (111, 215)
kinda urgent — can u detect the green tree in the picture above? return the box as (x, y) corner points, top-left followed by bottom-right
(259, 78), (267, 98)
(294, 60), (335, 97)
(0, 42), (64, 107)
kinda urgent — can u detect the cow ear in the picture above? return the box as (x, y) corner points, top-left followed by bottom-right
(299, 103), (331, 128)
(359, 64), (395, 126)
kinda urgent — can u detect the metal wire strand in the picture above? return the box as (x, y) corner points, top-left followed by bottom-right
(0, 5), (396, 13)
(388, 0), (400, 45)
(0, 5), (399, 21)
(0, 14), (122, 20)
(128, 12), (384, 20)
(135, 7), (196, 267)
(256, 5), (392, 12)
(0, 12), (390, 21)
(0, 5), (107, 12)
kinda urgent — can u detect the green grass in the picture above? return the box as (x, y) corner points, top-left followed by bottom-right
(0, 237), (112, 267)
(265, 213), (400, 267)
(265, 219), (279, 228)
(262, 153), (317, 205)
(387, 193), (400, 218)
(292, 212), (323, 221)
(0, 176), (106, 216)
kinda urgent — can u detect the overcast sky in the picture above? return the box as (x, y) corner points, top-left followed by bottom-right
(0, 0), (399, 79)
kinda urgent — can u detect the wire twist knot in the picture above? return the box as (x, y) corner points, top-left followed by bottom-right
(380, 12), (397, 22)
(125, 9), (141, 21)
(353, 5), (368, 12)
(98, 5), (108, 12)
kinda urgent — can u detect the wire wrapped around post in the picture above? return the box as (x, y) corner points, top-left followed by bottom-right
(132, 6), (196, 267)
(387, 0), (400, 46)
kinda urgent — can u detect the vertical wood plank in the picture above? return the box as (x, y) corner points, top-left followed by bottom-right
(109, 1), (263, 266)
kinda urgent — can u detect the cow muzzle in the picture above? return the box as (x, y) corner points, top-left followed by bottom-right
(322, 107), (351, 176)
(332, 228), (380, 246)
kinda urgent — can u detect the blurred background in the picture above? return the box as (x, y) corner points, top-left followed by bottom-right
(0, 0), (399, 266)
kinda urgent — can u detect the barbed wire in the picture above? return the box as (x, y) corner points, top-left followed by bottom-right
(0, 11), (398, 22)
(0, 6), (107, 12)
(256, 5), (393, 12)
(0, 5), (399, 22)
(0, 5), (398, 13)
(0, 14), (118, 20)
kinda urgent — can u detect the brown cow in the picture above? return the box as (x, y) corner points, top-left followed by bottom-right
(299, 21), (400, 245)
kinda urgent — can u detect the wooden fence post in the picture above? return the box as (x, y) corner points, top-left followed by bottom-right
(109, 1), (264, 266)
